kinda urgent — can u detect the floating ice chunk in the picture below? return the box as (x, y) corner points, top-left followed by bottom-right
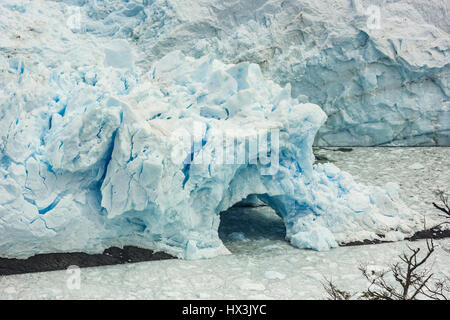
(408, 163), (425, 170)
(264, 271), (286, 280)
(237, 280), (266, 291)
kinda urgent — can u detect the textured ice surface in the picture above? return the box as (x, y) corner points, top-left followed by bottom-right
(3, 0), (447, 146)
(0, 0), (433, 259)
(131, 0), (450, 146)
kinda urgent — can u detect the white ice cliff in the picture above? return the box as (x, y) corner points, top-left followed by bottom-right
(0, 0), (440, 259)
(132, 0), (450, 146)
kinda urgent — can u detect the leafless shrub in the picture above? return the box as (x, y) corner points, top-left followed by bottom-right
(324, 239), (449, 300)
(433, 190), (450, 223)
(324, 192), (450, 300)
(359, 239), (448, 300)
(322, 278), (353, 300)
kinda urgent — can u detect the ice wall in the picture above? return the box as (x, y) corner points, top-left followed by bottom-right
(6, 0), (448, 146)
(0, 0), (431, 259)
(131, 0), (449, 146)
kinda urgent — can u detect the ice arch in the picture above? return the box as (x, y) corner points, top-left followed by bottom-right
(98, 52), (418, 259)
(0, 51), (418, 259)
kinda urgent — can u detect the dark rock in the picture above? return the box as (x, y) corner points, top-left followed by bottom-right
(341, 225), (450, 247)
(336, 147), (353, 152)
(0, 246), (174, 276)
(406, 225), (450, 241)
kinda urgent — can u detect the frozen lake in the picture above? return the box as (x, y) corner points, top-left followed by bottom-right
(1, 147), (449, 299)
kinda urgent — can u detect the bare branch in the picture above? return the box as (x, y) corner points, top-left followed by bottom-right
(324, 192), (450, 300)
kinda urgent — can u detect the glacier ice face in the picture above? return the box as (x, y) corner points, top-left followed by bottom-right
(0, 0), (427, 259)
(5, 0), (448, 146)
(131, 0), (450, 146)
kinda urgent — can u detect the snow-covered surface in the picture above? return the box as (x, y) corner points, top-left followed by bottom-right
(0, 147), (448, 300)
(0, 1), (425, 259)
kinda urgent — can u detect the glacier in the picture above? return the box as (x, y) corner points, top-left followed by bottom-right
(0, 0), (443, 259)
(131, 0), (450, 146)
(3, 1), (448, 146)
